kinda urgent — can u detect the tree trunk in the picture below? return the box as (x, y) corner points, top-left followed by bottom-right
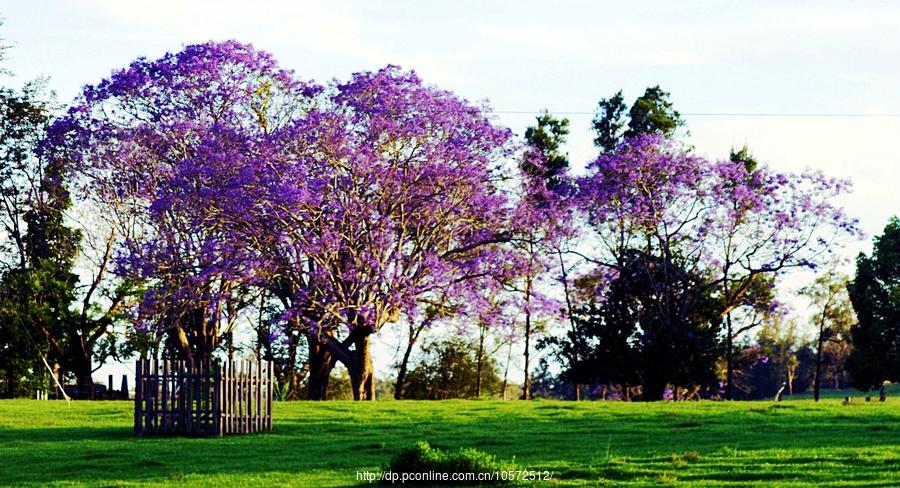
(814, 321), (825, 402)
(5, 368), (14, 399)
(350, 333), (374, 401)
(643, 379), (667, 402)
(725, 312), (734, 400)
(394, 322), (424, 400)
(52, 363), (61, 400)
(74, 360), (94, 400)
(307, 334), (335, 400)
(315, 328), (375, 401)
(284, 327), (302, 399)
(475, 322), (486, 398)
(557, 248), (581, 403)
(523, 274), (533, 400)
(501, 340), (512, 400)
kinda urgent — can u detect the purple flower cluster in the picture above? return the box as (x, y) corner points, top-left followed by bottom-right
(576, 134), (862, 317)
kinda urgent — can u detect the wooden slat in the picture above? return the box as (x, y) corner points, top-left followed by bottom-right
(256, 359), (261, 432)
(198, 360), (204, 434)
(161, 360), (169, 433)
(151, 358), (158, 433)
(208, 360), (213, 434)
(178, 359), (185, 434)
(144, 359), (151, 434)
(134, 359), (142, 435)
(227, 360), (233, 434)
(267, 361), (273, 430)
(213, 361), (221, 436)
(198, 360), (205, 434)
(243, 361), (249, 433)
(239, 360), (245, 433)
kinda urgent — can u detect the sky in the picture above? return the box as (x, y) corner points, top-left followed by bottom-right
(2, 0), (899, 387)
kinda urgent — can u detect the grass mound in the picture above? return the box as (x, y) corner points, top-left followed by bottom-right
(384, 440), (514, 485)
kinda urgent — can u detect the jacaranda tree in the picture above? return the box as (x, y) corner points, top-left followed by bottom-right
(48, 43), (529, 401)
(251, 67), (520, 400)
(46, 41), (320, 364)
(575, 133), (860, 400)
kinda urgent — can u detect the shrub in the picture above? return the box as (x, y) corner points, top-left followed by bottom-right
(384, 441), (515, 485)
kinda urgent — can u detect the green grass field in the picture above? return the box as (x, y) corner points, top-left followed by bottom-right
(2, 398), (900, 487)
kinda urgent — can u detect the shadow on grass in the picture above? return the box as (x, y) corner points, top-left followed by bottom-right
(0, 427), (323, 486)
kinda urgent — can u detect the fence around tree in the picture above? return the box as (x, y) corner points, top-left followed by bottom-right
(134, 358), (274, 436)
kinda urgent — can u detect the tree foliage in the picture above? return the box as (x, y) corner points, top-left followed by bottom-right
(568, 130), (859, 400)
(591, 86), (684, 153)
(847, 217), (900, 391)
(403, 338), (501, 399)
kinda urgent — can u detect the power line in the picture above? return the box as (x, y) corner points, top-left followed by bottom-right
(492, 110), (900, 117)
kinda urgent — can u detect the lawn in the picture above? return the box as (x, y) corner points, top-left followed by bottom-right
(1, 398), (900, 487)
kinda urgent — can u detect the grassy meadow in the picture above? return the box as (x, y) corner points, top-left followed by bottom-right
(1, 397), (900, 487)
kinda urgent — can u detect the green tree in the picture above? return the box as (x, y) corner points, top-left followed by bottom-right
(591, 91), (627, 152)
(558, 250), (721, 401)
(0, 25), (135, 399)
(591, 86), (685, 152)
(403, 338), (501, 399)
(0, 90), (132, 400)
(847, 217), (900, 391)
(755, 317), (813, 397)
(625, 86), (684, 139)
(0, 79), (77, 398)
(800, 270), (856, 401)
(523, 110), (570, 189)
(515, 110), (571, 400)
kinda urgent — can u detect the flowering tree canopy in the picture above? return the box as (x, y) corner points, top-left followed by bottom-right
(253, 66), (520, 399)
(46, 41), (320, 361)
(578, 133), (860, 294)
(47, 44), (524, 399)
(575, 133), (861, 399)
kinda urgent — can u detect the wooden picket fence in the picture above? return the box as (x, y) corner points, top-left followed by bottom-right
(134, 358), (274, 436)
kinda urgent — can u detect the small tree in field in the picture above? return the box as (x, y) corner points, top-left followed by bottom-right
(403, 337), (502, 400)
(800, 269), (855, 401)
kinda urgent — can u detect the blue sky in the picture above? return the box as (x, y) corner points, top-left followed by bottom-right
(2, 0), (899, 382)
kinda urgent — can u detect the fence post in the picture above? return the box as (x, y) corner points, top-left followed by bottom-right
(197, 360), (204, 435)
(175, 360), (182, 434)
(213, 360), (221, 436)
(134, 359), (143, 435)
(256, 359), (261, 432)
(144, 358), (158, 432)
(163, 360), (170, 433)
(208, 360), (213, 433)
(267, 360), (273, 430)
(187, 358), (194, 435)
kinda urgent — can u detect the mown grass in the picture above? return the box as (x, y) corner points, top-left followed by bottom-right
(1, 397), (900, 486)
